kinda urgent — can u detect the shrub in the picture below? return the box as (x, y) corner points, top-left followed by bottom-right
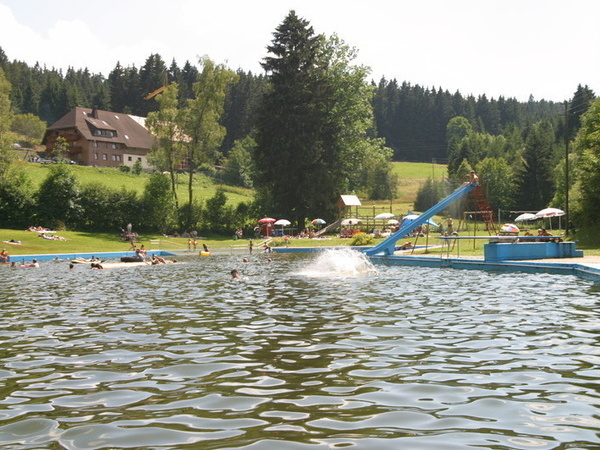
(269, 238), (289, 247)
(350, 232), (374, 246)
(132, 160), (143, 175)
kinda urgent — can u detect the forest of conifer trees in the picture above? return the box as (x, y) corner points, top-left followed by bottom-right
(1, 46), (591, 164)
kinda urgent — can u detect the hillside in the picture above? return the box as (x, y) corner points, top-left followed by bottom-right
(14, 160), (254, 206)
(14, 160), (444, 212)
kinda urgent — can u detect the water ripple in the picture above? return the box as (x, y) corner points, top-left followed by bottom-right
(0, 252), (599, 448)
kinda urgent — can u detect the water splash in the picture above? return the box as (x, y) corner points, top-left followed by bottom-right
(296, 248), (378, 278)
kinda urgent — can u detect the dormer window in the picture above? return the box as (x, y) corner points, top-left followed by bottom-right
(93, 129), (116, 137)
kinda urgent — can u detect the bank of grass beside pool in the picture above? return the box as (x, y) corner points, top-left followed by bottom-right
(0, 229), (356, 257)
(1, 228), (597, 258)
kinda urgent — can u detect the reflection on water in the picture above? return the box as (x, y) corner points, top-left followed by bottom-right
(0, 250), (599, 449)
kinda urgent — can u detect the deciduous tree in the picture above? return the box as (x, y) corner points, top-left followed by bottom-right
(146, 83), (185, 209)
(179, 57), (238, 226)
(0, 67), (15, 177)
(574, 98), (600, 225)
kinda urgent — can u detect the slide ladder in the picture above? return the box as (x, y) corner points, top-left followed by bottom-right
(364, 182), (478, 256)
(472, 184), (498, 235)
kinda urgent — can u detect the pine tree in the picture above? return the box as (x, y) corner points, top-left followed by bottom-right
(517, 121), (557, 210)
(254, 10), (326, 227)
(568, 84), (596, 139)
(138, 54), (168, 117)
(108, 62), (127, 113)
(255, 12), (389, 225)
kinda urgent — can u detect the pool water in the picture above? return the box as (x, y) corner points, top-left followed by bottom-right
(0, 249), (599, 449)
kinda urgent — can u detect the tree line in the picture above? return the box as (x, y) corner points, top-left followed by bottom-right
(0, 43), (591, 164)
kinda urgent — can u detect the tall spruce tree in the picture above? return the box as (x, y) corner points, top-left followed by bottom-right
(255, 11), (387, 226)
(254, 11), (326, 227)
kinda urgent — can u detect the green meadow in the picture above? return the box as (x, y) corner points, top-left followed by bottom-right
(14, 160), (254, 206)
(15, 159), (439, 211)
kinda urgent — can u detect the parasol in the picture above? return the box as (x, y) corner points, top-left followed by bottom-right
(374, 212), (396, 220)
(501, 223), (520, 233)
(341, 218), (362, 226)
(515, 213), (537, 222)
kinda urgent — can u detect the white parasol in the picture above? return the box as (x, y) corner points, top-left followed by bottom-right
(515, 213), (537, 222)
(341, 218), (362, 226)
(374, 212), (396, 220)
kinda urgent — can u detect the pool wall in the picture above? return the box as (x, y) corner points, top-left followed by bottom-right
(369, 255), (600, 282)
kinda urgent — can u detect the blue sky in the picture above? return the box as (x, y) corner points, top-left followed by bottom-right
(1, 0), (599, 102)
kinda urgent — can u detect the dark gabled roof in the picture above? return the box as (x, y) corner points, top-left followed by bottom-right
(46, 106), (154, 149)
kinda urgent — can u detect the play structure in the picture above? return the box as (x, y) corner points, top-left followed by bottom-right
(363, 180), (583, 263)
(365, 183), (478, 256)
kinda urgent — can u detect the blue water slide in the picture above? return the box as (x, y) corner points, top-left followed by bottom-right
(364, 183), (478, 256)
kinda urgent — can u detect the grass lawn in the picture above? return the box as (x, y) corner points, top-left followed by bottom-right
(0, 228), (354, 257)
(15, 161), (254, 206)
(391, 161), (447, 204)
(15, 160), (446, 215)
(2, 226), (597, 259)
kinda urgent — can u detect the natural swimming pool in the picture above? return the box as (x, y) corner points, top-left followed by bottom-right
(1, 249), (599, 449)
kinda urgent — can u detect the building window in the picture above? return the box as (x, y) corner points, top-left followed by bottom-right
(93, 129), (115, 138)
(128, 156), (132, 162)
(93, 141), (98, 148)
(102, 154), (107, 160)
(94, 152), (98, 160)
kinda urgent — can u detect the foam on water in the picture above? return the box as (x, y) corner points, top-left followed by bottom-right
(296, 248), (378, 278)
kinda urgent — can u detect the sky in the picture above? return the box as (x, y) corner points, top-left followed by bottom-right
(1, 0), (598, 103)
